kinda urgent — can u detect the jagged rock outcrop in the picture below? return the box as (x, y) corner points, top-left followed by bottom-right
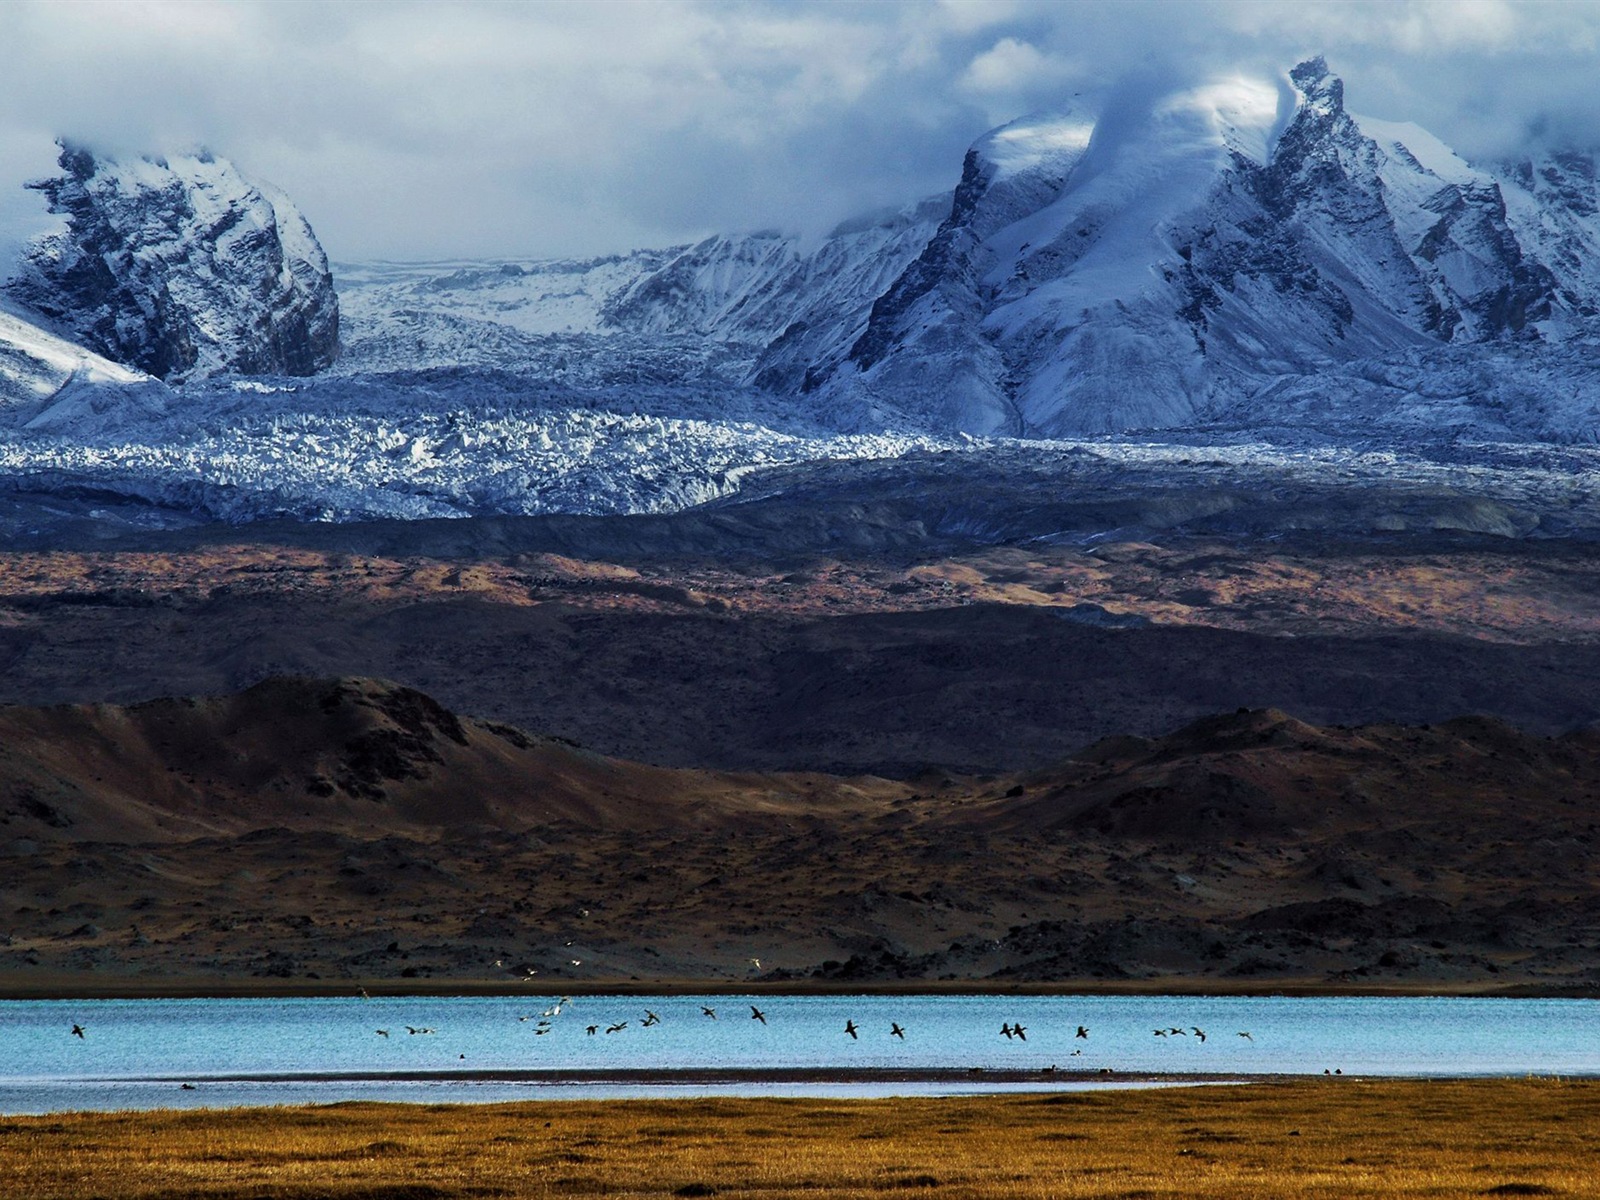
(5, 143), (339, 381)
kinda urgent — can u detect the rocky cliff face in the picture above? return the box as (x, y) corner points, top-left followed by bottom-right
(5, 144), (339, 381)
(799, 58), (1600, 438)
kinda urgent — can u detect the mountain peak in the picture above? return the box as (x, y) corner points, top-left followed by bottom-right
(1290, 55), (1343, 116)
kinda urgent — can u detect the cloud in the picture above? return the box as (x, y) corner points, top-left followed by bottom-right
(1, 0), (1599, 261)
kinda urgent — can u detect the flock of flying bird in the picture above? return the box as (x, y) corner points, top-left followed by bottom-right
(344, 1000), (1257, 1052)
(64, 1003), (1259, 1058)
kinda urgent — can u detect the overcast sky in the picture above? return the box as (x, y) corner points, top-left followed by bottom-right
(3, 0), (1600, 264)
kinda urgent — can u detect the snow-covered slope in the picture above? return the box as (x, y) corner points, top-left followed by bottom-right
(333, 199), (944, 397)
(4, 143), (339, 381)
(0, 300), (170, 429)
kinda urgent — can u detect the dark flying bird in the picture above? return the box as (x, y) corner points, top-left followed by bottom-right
(1076, 1026), (1089, 1039)
(1238, 1031), (1253, 1041)
(845, 1020), (858, 1039)
(702, 1006), (718, 1019)
(586, 1025), (599, 1035)
(1001, 1023), (1014, 1039)
(606, 1022), (627, 1034)
(71, 1024), (85, 1039)
(1192, 1027), (1207, 1042)
(1013, 1024), (1026, 1041)
(375, 1029), (390, 1037)
(642, 1010), (660, 1027)
(750, 1005), (767, 1025)
(890, 1022), (906, 1040)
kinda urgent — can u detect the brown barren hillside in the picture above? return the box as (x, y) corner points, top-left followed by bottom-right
(0, 677), (899, 841)
(3, 680), (1599, 995)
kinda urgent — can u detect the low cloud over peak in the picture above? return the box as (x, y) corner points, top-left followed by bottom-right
(2, 0), (1598, 262)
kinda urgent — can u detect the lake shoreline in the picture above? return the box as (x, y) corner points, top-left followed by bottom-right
(4, 974), (1595, 1000)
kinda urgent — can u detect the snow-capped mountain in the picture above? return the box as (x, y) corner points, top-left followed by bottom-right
(5, 143), (339, 381)
(803, 57), (1600, 438)
(6, 57), (1600, 531)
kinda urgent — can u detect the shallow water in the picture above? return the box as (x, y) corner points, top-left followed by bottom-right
(3, 993), (1596, 1113)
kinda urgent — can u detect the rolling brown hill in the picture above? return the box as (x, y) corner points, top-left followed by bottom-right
(2, 681), (1598, 994)
(0, 676), (896, 843)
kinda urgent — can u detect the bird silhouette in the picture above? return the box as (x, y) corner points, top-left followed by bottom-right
(586, 1025), (598, 1035)
(1001, 1023), (1014, 1039)
(750, 1005), (767, 1024)
(702, 1006), (717, 1019)
(375, 1029), (390, 1037)
(606, 1022), (627, 1034)
(890, 1022), (906, 1040)
(845, 1019), (858, 1039)
(1076, 1026), (1089, 1039)
(1154, 1029), (1168, 1037)
(642, 1010), (660, 1027)
(1168, 1027), (1187, 1036)
(1013, 1024), (1026, 1041)
(1192, 1027), (1207, 1042)
(180, 1083), (196, 1090)
(1238, 1031), (1253, 1041)
(71, 1024), (85, 1039)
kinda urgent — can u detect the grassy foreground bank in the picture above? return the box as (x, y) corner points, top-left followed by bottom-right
(3, 1079), (1597, 1199)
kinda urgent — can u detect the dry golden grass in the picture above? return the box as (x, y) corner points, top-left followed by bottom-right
(3, 1079), (1599, 1199)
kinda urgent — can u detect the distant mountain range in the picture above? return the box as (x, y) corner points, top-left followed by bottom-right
(3, 57), (1600, 525)
(330, 57), (1600, 443)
